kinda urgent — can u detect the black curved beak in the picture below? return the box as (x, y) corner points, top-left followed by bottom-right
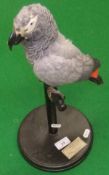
(8, 32), (24, 50)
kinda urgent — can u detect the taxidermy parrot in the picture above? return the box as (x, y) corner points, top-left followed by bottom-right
(8, 4), (103, 110)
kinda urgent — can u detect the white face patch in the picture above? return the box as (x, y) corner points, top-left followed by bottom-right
(24, 16), (38, 34)
(14, 16), (38, 37)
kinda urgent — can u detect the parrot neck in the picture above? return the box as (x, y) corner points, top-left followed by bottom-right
(22, 30), (58, 64)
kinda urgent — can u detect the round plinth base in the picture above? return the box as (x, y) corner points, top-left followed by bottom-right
(18, 105), (93, 172)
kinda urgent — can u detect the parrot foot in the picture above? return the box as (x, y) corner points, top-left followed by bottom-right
(47, 87), (67, 111)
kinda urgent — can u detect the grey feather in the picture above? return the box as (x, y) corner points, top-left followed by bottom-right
(13, 3), (99, 86)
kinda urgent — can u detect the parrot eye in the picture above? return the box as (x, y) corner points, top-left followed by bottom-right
(22, 16), (38, 35)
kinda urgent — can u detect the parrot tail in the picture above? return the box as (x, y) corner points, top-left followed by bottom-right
(89, 58), (103, 85)
(89, 74), (103, 85)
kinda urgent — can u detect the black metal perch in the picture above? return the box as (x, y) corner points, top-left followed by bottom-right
(44, 84), (67, 134)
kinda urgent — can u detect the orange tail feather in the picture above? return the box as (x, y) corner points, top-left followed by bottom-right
(90, 69), (99, 79)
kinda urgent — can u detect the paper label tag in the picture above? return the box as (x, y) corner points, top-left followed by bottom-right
(54, 137), (71, 150)
(83, 129), (90, 138)
(51, 124), (61, 128)
(62, 137), (87, 159)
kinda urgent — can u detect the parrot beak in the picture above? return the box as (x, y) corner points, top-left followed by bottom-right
(8, 32), (24, 50)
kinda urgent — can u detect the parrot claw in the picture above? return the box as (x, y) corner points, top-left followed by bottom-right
(47, 87), (67, 111)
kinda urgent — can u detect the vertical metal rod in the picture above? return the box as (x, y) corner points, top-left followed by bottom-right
(44, 84), (58, 134)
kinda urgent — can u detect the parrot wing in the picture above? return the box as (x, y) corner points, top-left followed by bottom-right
(33, 54), (93, 86)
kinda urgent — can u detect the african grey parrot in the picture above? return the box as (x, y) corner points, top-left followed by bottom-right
(8, 3), (103, 107)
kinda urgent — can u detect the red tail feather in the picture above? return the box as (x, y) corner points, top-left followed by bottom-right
(90, 69), (99, 79)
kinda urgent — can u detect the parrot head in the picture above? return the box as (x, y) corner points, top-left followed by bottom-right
(8, 3), (58, 50)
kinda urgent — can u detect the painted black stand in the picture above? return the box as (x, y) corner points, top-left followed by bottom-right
(18, 84), (93, 172)
(44, 84), (57, 134)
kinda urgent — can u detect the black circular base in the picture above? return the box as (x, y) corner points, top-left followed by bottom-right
(18, 105), (93, 172)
